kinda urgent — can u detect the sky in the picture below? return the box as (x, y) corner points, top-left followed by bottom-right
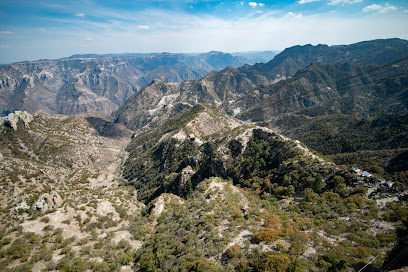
(0, 0), (407, 63)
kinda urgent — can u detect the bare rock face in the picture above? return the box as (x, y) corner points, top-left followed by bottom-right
(176, 166), (196, 195)
(0, 52), (250, 116)
(0, 111), (33, 131)
(34, 191), (63, 211)
(47, 191), (63, 208)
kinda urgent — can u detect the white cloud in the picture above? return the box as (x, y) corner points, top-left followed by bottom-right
(0, 31), (14, 35)
(328, 0), (362, 5)
(362, 3), (398, 13)
(286, 12), (303, 19)
(2, 4), (408, 63)
(362, 4), (382, 12)
(378, 3), (398, 13)
(256, 10), (263, 13)
(298, 0), (321, 4)
(404, 9), (408, 13)
(74, 13), (86, 18)
(86, 37), (94, 40)
(136, 25), (150, 30)
(249, 2), (265, 8)
(0, 45), (9, 48)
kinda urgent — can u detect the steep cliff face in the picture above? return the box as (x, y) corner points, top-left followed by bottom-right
(0, 58), (139, 116)
(113, 66), (264, 130)
(0, 52), (252, 116)
(115, 39), (408, 131)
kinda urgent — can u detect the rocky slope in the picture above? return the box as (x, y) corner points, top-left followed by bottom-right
(114, 39), (408, 182)
(0, 52), (252, 116)
(119, 104), (407, 271)
(0, 111), (147, 271)
(113, 66), (264, 130)
(239, 38), (408, 83)
(0, 106), (406, 271)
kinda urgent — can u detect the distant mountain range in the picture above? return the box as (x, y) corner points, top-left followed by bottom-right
(0, 51), (275, 116)
(114, 38), (408, 178)
(116, 38), (408, 128)
(1, 39), (408, 272)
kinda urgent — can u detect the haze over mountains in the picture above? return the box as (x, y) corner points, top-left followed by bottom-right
(114, 37), (408, 191)
(0, 51), (276, 116)
(115, 38), (408, 127)
(1, 38), (408, 271)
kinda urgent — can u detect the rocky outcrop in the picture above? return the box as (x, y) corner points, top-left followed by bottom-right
(33, 191), (63, 211)
(150, 193), (184, 218)
(178, 166), (195, 194)
(0, 110), (33, 131)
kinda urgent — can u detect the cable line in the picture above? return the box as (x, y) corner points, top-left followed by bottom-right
(381, 245), (408, 272)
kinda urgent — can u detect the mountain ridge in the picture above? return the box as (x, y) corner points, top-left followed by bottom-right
(0, 52), (254, 117)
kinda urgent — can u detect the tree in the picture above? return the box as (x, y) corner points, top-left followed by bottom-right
(313, 175), (326, 193)
(262, 253), (291, 272)
(330, 176), (345, 188)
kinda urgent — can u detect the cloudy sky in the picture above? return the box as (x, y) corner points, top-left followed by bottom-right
(0, 0), (407, 63)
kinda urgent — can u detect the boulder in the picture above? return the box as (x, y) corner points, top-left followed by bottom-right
(1, 111), (33, 132)
(47, 191), (63, 208)
(33, 191), (63, 211)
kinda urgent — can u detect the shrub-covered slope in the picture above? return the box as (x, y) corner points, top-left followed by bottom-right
(120, 105), (408, 271)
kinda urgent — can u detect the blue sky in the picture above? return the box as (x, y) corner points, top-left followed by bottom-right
(0, 0), (407, 63)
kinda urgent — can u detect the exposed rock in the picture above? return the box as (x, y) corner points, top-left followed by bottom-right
(15, 201), (30, 211)
(176, 166), (196, 195)
(33, 185), (44, 193)
(150, 193), (184, 219)
(279, 198), (292, 209)
(47, 191), (63, 208)
(34, 191), (63, 211)
(0, 111), (33, 131)
(13, 186), (23, 196)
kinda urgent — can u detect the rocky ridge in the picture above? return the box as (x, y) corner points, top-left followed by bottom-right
(0, 52), (253, 116)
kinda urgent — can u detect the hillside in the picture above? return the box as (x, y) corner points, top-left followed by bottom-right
(115, 39), (408, 126)
(1, 38), (408, 271)
(0, 105), (407, 271)
(113, 66), (263, 130)
(0, 111), (154, 271)
(239, 38), (408, 83)
(119, 104), (407, 271)
(0, 52), (252, 117)
(115, 39), (408, 181)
